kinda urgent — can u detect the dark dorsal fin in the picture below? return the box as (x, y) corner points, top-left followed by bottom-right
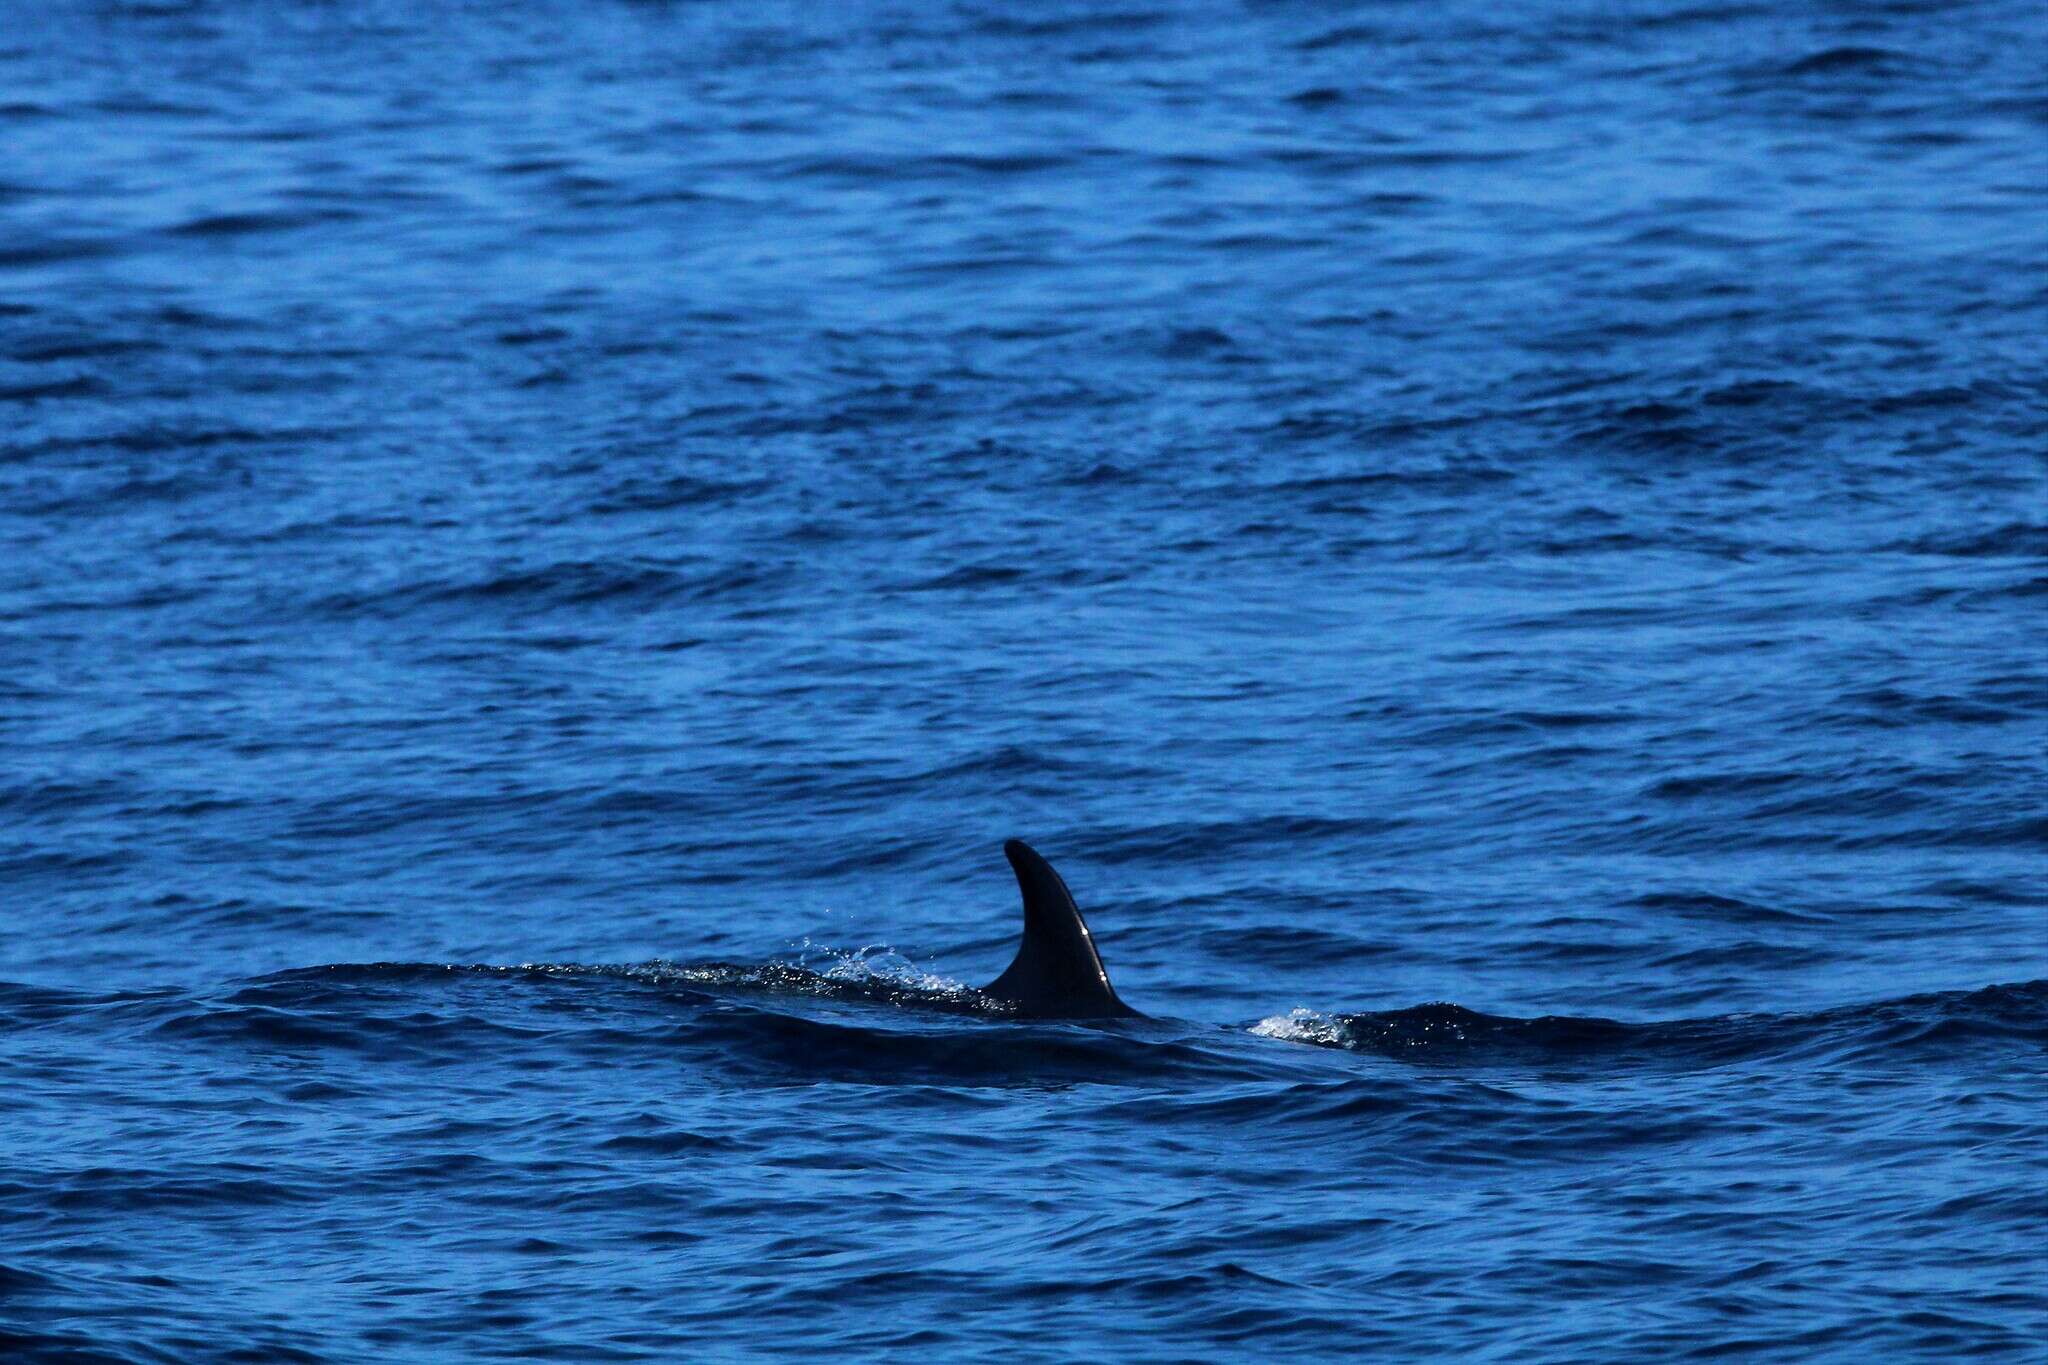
(983, 839), (1137, 1019)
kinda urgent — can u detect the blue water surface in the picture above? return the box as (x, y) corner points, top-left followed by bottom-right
(4, 0), (2046, 1359)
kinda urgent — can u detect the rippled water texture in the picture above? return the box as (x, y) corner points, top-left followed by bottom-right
(4, 1), (2046, 1359)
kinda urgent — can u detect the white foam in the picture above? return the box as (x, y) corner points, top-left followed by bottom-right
(1249, 1007), (1348, 1046)
(814, 943), (975, 999)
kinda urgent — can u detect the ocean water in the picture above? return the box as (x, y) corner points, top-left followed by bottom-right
(4, 0), (2046, 1358)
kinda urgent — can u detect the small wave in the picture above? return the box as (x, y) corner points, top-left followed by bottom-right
(310, 558), (783, 619)
(150, 994), (553, 1061)
(0, 237), (123, 269)
(18, 422), (339, 459)
(587, 474), (770, 515)
(1066, 461), (1144, 485)
(0, 777), (130, 816)
(166, 208), (358, 238)
(973, 9), (1166, 40)
(1296, 23), (1389, 52)
(1891, 522), (2048, 558)
(20, 472), (216, 516)
(0, 1262), (62, 1293)
(0, 375), (103, 402)
(758, 150), (1089, 184)
(1154, 325), (1236, 359)
(1780, 46), (1913, 77)
(900, 562), (1028, 592)
(6, 334), (163, 363)
(1253, 980), (2048, 1067)
(1627, 890), (1825, 926)
(1288, 86), (1346, 109)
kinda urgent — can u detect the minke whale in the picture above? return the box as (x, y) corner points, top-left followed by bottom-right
(982, 839), (1139, 1019)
